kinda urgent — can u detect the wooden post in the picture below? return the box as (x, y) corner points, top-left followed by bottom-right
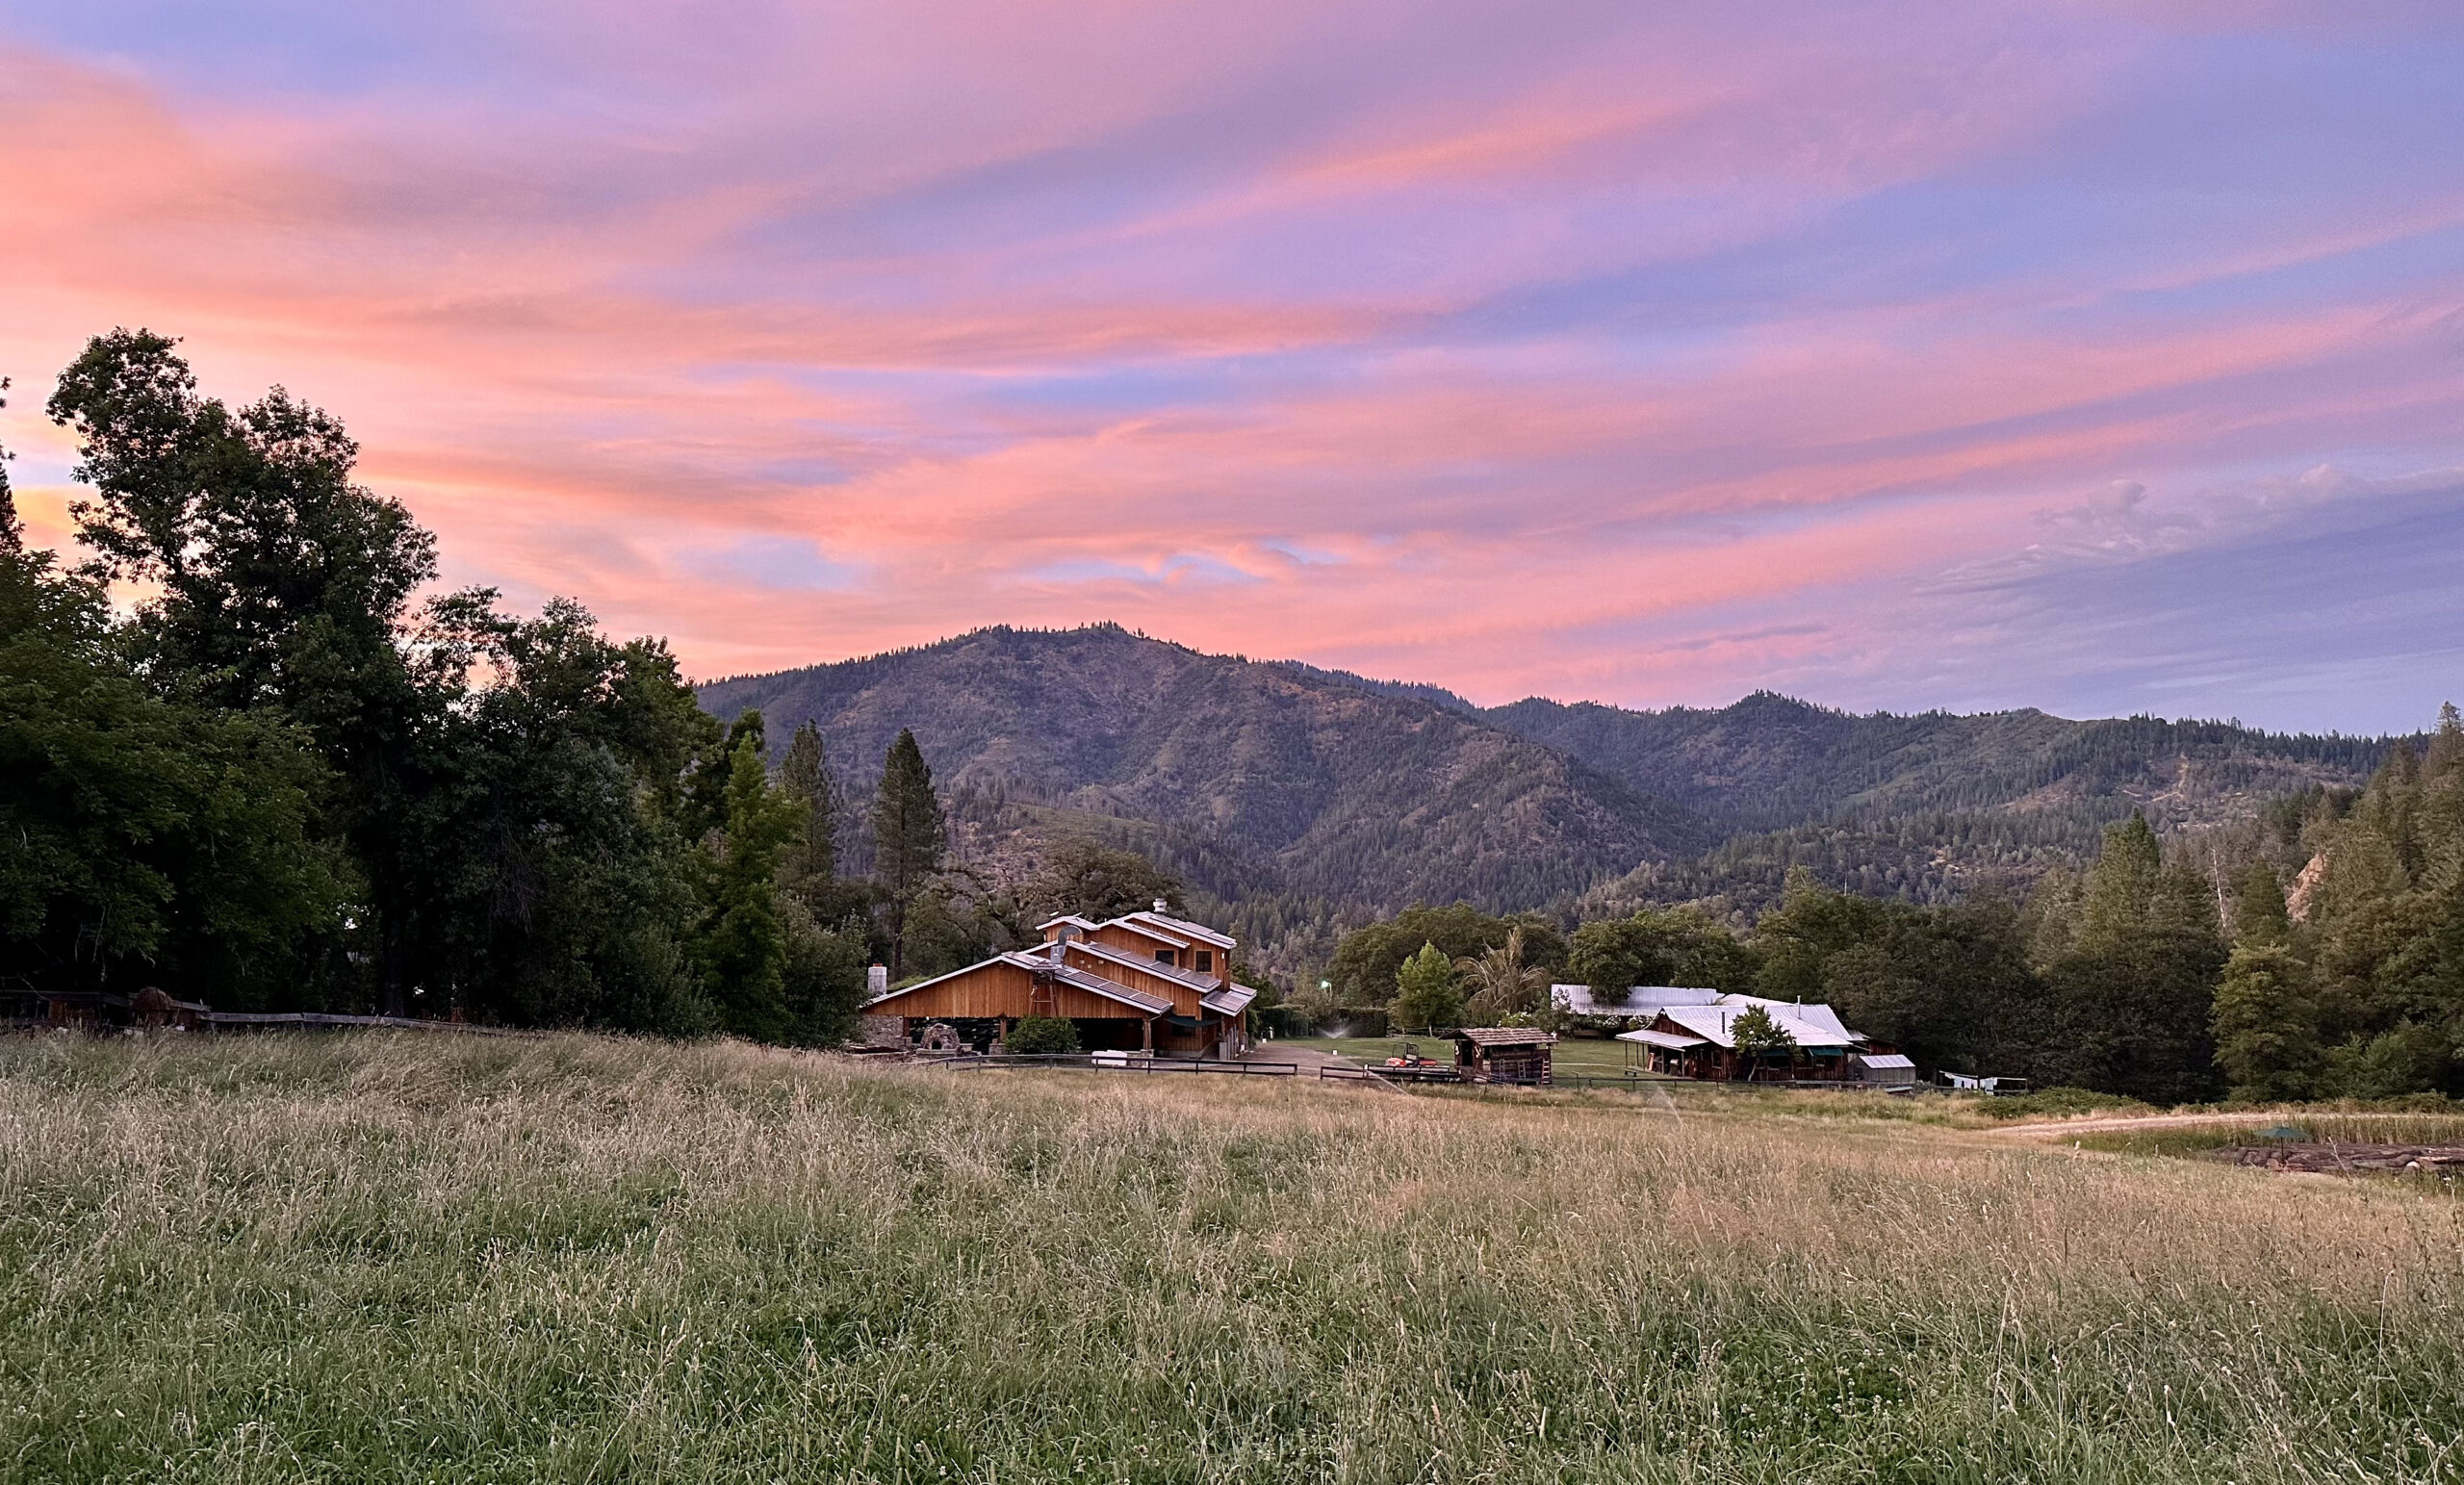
(1142, 1015), (1154, 1053)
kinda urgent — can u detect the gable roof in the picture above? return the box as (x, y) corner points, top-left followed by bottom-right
(1654, 994), (1863, 1050)
(1551, 984), (1723, 1018)
(1201, 983), (1259, 1016)
(1453, 1026), (1555, 1047)
(1121, 910), (1233, 950)
(861, 951), (1174, 1017)
(1098, 918), (1192, 949)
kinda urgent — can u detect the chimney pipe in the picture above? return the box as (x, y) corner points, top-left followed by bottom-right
(1152, 898), (1168, 913)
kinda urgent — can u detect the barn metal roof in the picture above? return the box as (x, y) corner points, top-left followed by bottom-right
(1122, 910), (1234, 950)
(1652, 995), (1864, 1050)
(1552, 984), (1724, 1018)
(1852, 1052), (1915, 1070)
(1201, 984), (1259, 1015)
(1617, 1027), (1710, 1050)
(1097, 918), (1192, 949)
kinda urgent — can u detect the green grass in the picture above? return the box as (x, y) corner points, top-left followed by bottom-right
(1263, 1034), (1663, 1079)
(6, 1032), (2464, 1482)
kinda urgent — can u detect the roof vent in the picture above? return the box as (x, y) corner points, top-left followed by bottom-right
(1153, 898), (1169, 913)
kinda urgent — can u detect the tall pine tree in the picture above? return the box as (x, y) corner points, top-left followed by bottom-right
(776, 720), (841, 909)
(871, 729), (945, 977)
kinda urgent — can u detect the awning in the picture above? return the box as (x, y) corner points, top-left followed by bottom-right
(1618, 1028), (1709, 1050)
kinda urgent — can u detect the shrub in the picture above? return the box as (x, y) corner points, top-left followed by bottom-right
(1006, 1016), (1080, 1055)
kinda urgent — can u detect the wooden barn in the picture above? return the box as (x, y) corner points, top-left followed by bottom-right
(863, 902), (1259, 1058)
(1450, 1026), (1556, 1085)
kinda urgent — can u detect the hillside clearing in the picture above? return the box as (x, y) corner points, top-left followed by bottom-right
(3, 1034), (2460, 1484)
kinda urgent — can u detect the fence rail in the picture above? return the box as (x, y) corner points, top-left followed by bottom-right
(200, 1011), (516, 1035)
(922, 1053), (1300, 1077)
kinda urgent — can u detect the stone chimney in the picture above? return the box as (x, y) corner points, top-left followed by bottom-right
(866, 964), (887, 997)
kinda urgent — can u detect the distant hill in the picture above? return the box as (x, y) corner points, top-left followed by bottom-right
(699, 626), (1704, 926)
(700, 625), (2402, 965)
(1488, 693), (2394, 912)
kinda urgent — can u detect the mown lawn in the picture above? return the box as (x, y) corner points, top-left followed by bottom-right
(4, 1032), (2461, 1483)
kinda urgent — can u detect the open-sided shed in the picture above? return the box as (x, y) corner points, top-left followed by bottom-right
(1450, 1027), (1555, 1086)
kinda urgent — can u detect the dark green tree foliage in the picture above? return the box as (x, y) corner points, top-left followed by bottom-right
(872, 729), (947, 976)
(2231, 862), (2293, 947)
(1568, 908), (1755, 999)
(47, 331), (444, 1011)
(401, 596), (716, 1032)
(1728, 1004), (1795, 1081)
(0, 544), (343, 999)
(2211, 945), (2323, 1101)
(1389, 942), (1461, 1032)
(1326, 905), (1565, 1008)
(0, 375), (18, 555)
(1754, 867), (1893, 1002)
(690, 719), (804, 1040)
(2030, 814), (2226, 1104)
(776, 721), (841, 901)
(2260, 706), (2464, 1097)
(1007, 1014), (1080, 1055)
(1817, 897), (2039, 1076)
(8, 329), (834, 1039)
(1030, 837), (1182, 923)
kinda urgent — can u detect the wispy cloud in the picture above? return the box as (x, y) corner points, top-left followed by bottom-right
(0, 3), (2459, 729)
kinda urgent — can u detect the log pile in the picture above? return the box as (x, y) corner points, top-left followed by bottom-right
(2215, 1143), (2464, 1175)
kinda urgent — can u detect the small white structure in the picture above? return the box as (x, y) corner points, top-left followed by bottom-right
(1848, 1051), (1917, 1089)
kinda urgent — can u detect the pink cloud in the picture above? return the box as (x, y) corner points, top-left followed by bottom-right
(2, 4), (2458, 726)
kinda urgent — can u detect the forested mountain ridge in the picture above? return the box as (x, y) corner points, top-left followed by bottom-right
(698, 625), (1704, 921)
(701, 626), (2407, 952)
(1489, 692), (2389, 838)
(1490, 691), (2397, 913)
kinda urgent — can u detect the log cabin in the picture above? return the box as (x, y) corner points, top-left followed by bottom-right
(861, 900), (1260, 1058)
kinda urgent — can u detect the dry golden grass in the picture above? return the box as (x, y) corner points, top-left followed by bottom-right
(2, 1032), (2459, 1482)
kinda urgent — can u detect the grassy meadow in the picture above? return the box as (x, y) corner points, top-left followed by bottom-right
(3, 1034), (2462, 1483)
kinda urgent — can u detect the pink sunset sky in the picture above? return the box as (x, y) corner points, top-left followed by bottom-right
(3, 1), (2460, 731)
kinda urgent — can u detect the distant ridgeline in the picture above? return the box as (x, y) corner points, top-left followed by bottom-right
(699, 624), (2408, 972)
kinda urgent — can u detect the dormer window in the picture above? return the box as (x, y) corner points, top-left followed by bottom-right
(1195, 951), (1214, 974)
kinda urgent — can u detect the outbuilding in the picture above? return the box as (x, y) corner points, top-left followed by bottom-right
(1450, 1026), (1556, 1086)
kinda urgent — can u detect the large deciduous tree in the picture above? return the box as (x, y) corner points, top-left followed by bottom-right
(47, 330), (442, 1011)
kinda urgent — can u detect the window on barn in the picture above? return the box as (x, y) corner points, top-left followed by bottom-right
(1195, 951), (1214, 974)
(1155, 949), (1175, 965)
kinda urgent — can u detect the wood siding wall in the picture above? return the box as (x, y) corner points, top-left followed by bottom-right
(870, 961), (1146, 1022)
(1062, 946), (1204, 1015)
